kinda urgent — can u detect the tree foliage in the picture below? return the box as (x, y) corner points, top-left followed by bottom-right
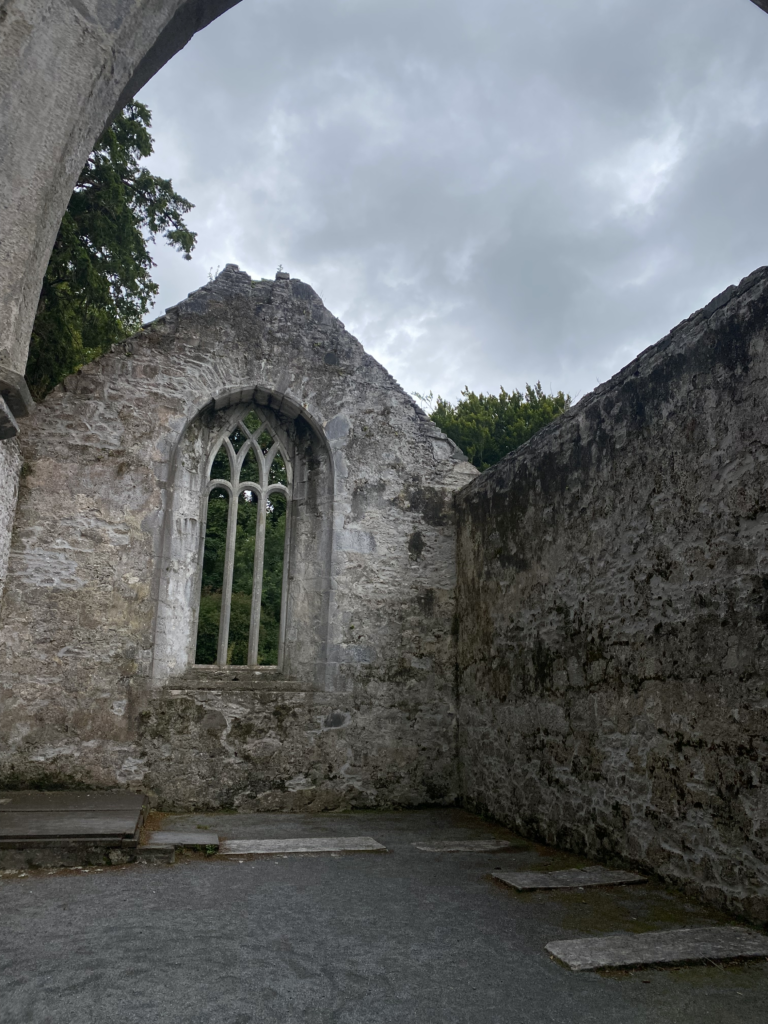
(26, 101), (196, 400)
(429, 382), (569, 471)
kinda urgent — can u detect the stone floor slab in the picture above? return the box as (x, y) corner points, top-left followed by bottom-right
(0, 791), (145, 813)
(218, 836), (387, 856)
(493, 866), (646, 890)
(546, 926), (768, 971)
(414, 840), (516, 852)
(146, 832), (219, 848)
(0, 811), (142, 841)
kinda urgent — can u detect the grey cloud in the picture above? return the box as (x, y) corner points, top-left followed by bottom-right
(139, 0), (768, 403)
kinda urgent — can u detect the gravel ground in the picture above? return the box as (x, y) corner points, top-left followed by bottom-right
(1, 807), (766, 1024)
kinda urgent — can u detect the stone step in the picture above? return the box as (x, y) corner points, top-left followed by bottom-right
(146, 831), (219, 849)
(136, 844), (176, 865)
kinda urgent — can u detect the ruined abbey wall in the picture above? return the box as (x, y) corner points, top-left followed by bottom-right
(2, 257), (768, 922)
(455, 267), (768, 924)
(0, 267), (474, 809)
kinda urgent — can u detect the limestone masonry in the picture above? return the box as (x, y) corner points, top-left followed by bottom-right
(456, 266), (768, 924)
(1, 264), (767, 924)
(0, 267), (475, 810)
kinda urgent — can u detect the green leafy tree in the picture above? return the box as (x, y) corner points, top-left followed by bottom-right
(429, 382), (569, 471)
(26, 101), (196, 400)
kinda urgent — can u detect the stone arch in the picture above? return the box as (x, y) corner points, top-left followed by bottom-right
(0, 1), (244, 431)
(151, 385), (336, 689)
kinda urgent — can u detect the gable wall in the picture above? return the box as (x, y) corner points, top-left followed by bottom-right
(0, 267), (475, 809)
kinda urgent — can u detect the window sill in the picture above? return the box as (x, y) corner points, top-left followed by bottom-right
(165, 667), (316, 692)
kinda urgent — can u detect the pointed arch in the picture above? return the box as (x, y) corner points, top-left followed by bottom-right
(151, 387), (335, 688)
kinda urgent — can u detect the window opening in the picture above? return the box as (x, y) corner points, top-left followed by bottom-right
(194, 413), (292, 667)
(243, 410), (262, 433)
(229, 427), (247, 452)
(268, 451), (288, 485)
(195, 487), (230, 664)
(210, 445), (230, 482)
(229, 490), (257, 665)
(240, 446), (259, 484)
(259, 491), (287, 664)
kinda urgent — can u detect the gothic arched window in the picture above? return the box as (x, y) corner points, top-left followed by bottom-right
(195, 410), (291, 667)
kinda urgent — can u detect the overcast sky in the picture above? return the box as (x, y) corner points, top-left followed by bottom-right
(138, 0), (768, 406)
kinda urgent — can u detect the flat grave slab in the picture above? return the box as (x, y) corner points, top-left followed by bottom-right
(492, 866), (646, 890)
(0, 792), (147, 865)
(546, 926), (768, 971)
(147, 831), (219, 848)
(0, 811), (142, 841)
(218, 837), (387, 856)
(0, 791), (145, 813)
(414, 840), (517, 852)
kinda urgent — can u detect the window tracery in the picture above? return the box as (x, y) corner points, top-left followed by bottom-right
(195, 411), (291, 667)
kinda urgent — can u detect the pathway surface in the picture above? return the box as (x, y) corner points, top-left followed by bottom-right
(1, 808), (766, 1023)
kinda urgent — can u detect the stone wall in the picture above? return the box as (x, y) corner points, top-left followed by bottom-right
(0, 266), (475, 809)
(456, 267), (768, 924)
(0, 437), (22, 601)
